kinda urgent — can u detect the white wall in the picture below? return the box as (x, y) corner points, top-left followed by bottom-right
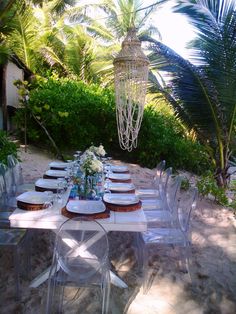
(6, 61), (23, 108)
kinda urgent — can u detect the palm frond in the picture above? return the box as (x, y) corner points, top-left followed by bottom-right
(141, 35), (224, 145)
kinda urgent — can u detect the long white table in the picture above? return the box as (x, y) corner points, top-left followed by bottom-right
(9, 189), (147, 288)
(10, 191), (147, 232)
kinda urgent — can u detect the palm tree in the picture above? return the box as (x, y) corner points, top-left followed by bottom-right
(78, 0), (167, 84)
(142, 0), (236, 187)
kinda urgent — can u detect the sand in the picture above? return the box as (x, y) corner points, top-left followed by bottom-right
(0, 145), (236, 314)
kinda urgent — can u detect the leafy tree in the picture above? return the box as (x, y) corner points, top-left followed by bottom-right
(142, 0), (236, 187)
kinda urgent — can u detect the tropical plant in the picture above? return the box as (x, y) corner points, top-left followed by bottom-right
(77, 0), (167, 85)
(0, 130), (18, 164)
(0, 0), (17, 64)
(142, 0), (236, 187)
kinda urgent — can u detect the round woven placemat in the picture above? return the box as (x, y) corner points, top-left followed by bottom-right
(103, 200), (142, 212)
(17, 201), (46, 211)
(110, 189), (135, 194)
(113, 170), (130, 174)
(35, 186), (57, 193)
(109, 178), (132, 183)
(61, 206), (110, 219)
(50, 167), (67, 170)
(43, 174), (65, 180)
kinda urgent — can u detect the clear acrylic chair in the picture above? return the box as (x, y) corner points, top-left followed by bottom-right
(0, 228), (29, 300)
(4, 156), (34, 207)
(136, 160), (166, 199)
(0, 173), (29, 299)
(45, 217), (110, 314)
(140, 187), (198, 294)
(144, 175), (183, 227)
(141, 166), (172, 211)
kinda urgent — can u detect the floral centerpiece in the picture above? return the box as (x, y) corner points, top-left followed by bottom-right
(79, 150), (103, 199)
(88, 144), (106, 158)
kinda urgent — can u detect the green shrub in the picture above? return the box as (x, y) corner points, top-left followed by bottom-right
(14, 77), (118, 153)
(14, 76), (211, 174)
(196, 171), (229, 205)
(0, 131), (18, 164)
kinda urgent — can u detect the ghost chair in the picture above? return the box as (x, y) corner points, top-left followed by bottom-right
(140, 187), (198, 294)
(136, 160), (166, 199)
(4, 156), (34, 207)
(141, 166), (173, 211)
(144, 175), (183, 228)
(45, 217), (110, 314)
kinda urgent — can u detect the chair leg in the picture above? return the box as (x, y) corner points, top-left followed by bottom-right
(142, 245), (149, 295)
(102, 270), (110, 314)
(13, 247), (21, 301)
(134, 232), (144, 271)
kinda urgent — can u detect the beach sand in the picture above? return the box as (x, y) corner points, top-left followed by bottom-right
(0, 145), (236, 314)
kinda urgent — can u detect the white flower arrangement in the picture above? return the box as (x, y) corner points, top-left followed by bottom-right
(80, 150), (103, 175)
(89, 144), (106, 157)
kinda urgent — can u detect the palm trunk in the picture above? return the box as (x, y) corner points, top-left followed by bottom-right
(0, 64), (8, 131)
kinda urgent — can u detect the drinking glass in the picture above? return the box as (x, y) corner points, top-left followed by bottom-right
(56, 178), (66, 203)
(43, 191), (54, 209)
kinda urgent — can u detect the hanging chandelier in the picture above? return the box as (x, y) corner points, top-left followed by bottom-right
(113, 27), (149, 152)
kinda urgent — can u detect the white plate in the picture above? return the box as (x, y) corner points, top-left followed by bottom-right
(35, 178), (59, 189)
(105, 165), (128, 173)
(106, 182), (135, 192)
(49, 161), (73, 169)
(45, 170), (67, 177)
(66, 200), (106, 214)
(16, 191), (49, 204)
(106, 173), (131, 180)
(103, 193), (139, 205)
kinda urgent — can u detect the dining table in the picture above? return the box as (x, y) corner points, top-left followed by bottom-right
(9, 162), (147, 289)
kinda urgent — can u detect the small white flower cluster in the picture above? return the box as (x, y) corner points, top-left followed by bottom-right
(89, 144), (106, 157)
(80, 149), (103, 175)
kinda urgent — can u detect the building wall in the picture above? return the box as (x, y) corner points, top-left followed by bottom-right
(6, 61), (23, 108)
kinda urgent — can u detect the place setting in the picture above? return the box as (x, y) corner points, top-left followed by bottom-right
(103, 193), (142, 212)
(16, 191), (54, 211)
(43, 169), (68, 179)
(61, 199), (110, 220)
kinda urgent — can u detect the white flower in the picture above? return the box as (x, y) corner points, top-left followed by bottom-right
(97, 145), (106, 156)
(90, 159), (103, 173)
(80, 150), (103, 175)
(88, 144), (106, 157)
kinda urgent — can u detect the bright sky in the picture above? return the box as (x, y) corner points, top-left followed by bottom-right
(149, 0), (197, 60)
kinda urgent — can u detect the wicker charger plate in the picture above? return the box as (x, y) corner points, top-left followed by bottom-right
(103, 200), (142, 212)
(61, 206), (110, 219)
(43, 174), (63, 180)
(17, 201), (46, 211)
(109, 178), (132, 183)
(110, 189), (135, 194)
(35, 186), (57, 193)
(50, 167), (67, 170)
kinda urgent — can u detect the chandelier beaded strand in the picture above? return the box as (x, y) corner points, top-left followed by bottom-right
(113, 28), (149, 152)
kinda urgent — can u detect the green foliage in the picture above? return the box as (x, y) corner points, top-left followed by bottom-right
(0, 131), (18, 165)
(132, 104), (211, 174)
(14, 76), (211, 175)
(180, 176), (191, 191)
(14, 77), (117, 152)
(196, 171), (229, 206)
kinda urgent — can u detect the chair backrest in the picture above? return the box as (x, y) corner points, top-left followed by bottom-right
(0, 164), (9, 205)
(165, 175), (182, 214)
(153, 160), (166, 188)
(53, 217), (109, 281)
(7, 155), (24, 192)
(0, 175), (7, 210)
(177, 187), (198, 233)
(159, 167), (172, 200)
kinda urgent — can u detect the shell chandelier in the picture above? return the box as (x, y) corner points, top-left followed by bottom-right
(113, 28), (149, 152)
